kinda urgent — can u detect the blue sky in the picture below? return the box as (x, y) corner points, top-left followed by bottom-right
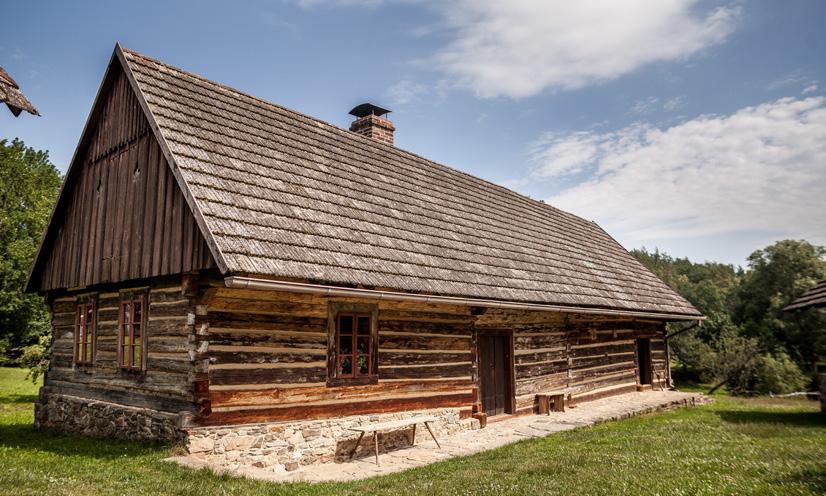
(2, 0), (824, 266)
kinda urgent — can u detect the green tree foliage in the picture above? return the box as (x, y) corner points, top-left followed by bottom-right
(633, 241), (825, 394)
(0, 139), (61, 367)
(733, 240), (826, 374)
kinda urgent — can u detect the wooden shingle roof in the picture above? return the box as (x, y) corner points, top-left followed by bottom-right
(120, 46), (701, 318)
(785, 279), (826, 311)
(0, 66), (39, 116)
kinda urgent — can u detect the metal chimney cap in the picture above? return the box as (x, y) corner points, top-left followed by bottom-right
(349, 103), (391, 119)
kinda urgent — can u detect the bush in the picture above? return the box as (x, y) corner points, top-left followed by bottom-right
(669, 332), (716, 383)
(18, 333), (50, 383)
(750, 352), (810, 394)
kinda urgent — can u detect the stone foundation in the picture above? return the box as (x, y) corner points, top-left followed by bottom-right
(184, 408), (480, 471)
(35, 392), (182, 440)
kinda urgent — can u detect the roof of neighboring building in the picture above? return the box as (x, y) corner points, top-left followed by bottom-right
(784, 279), (826, 311)
(32, 45), (704, 319)
(0, 66), (39, 116)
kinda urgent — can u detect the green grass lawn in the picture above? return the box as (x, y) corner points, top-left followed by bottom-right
(1, 367), (824, 496)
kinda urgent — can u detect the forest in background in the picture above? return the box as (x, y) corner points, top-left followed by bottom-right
(1, 137), (824, 392)
(633, 242), (826, 394)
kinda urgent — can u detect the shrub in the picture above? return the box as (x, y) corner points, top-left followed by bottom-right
(18, 333), (50, 383)
(750, 352), (810, 394)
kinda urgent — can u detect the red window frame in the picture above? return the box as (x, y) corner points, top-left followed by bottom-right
(118, 295), (146, 370)
(334, 313), (373, 379)
(74, 302), (96, 365)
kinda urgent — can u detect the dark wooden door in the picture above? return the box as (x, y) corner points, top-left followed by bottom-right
(637, 338), (652, 385)
(479, 334), (511, 416)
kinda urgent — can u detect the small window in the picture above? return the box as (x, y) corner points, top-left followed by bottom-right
(335, 313), (373, 379)
(118, 295), (146, 370)
(74, 302), (96, 364)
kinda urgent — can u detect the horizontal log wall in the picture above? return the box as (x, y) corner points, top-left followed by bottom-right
(201, 286), (476, 426)
(42, 279), (198, 414)
(476, 310), (668, 413)
(33, 64), (214, 292)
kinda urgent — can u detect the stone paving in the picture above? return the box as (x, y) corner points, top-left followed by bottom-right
(166, 390), (710, 483)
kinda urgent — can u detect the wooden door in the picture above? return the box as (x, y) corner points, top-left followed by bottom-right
(637, 338), (652, 385)
(479, 334), (512, 416)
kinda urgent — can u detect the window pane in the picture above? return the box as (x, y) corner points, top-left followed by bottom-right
(122, 328), (130, 345)
(134, 301), (142, 323)
(339, 315), (353, 334)
(123, 303), (131, 324)
(339, 334), (352, 354)
(339, 356), (352, 376)
(357, 355), (369, 375)
(133, 345), (141, 368)
(133, 323), (141, 340)
(357, 316), (370, 335)
(122, 346), (129, 366)
(85, 346), (92, 363)
(357, 336), (369, 354)
(86, 306), (94, 324)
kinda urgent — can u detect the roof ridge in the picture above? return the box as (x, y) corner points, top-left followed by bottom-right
(120, 47), (593, 229)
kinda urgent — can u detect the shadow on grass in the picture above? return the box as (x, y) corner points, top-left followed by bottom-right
(715, 409), (826, 428)
(0, 421), (169, 461)
(775, 467), (826, 494)
(0, 393), (39, 404)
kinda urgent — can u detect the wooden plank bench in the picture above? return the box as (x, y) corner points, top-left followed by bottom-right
(347, 415), (441, 465)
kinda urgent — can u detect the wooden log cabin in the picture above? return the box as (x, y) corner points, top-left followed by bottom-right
(28, 45), (702, 461)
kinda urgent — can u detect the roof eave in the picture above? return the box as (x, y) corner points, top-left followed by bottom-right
(225, 275), (706, 322)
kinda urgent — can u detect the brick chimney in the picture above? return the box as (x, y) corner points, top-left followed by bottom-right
(349, 103), (394, 145)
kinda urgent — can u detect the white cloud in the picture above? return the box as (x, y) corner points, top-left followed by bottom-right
(630, 97), (661, 115)
(533, 97), (826, 246)
(530, 131), (602, 178)
(768, 72), (811, 90)
(432, 0), (738, 98)
(385, 79), (429, 105)
(297, 0), (739, 99)
(663, 95), (688, 111)
(803, 84), (818, 95)
(629, 96), (688, 115)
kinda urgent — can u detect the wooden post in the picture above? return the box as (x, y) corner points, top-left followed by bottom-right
(423, 421), (441, 449)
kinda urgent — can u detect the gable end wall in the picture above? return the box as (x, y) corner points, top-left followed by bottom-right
(32, 63), (214, 293)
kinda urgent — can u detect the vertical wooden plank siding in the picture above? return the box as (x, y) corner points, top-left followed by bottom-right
(34, 67), (214, 292)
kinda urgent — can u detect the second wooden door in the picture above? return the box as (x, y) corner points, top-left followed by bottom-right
(479, 334), (512, 416)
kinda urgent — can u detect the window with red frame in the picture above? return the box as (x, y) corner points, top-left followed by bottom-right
(118, 296), (145, 370)
(335, 313), (372, 378)
(74, 302), (95, 364)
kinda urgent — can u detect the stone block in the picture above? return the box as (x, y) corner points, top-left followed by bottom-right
(188, 436), (215, 453)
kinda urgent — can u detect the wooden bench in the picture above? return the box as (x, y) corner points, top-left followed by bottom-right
(536, 393), (566, 414)
(347, 416), (441, 465)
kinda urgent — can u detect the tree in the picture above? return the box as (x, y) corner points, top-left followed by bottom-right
(733, 240), (826, 375)
(0, 138), (62, 363)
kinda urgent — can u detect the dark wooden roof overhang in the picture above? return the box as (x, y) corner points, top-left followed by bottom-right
(784, 279), (826, 311)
